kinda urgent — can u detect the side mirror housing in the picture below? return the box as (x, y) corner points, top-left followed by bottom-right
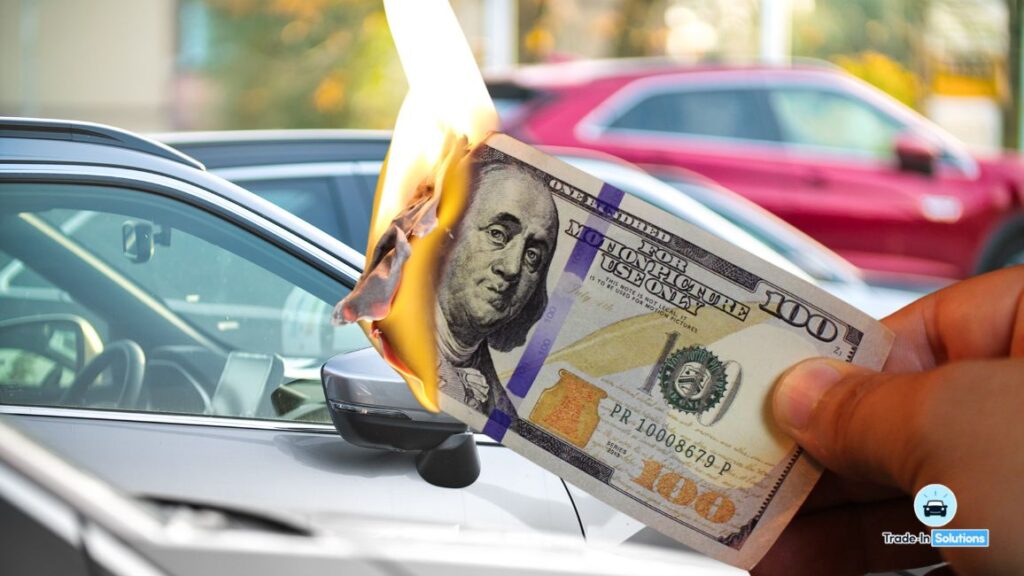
(321, 348), (480, 488)
(894, 132), (938, 176)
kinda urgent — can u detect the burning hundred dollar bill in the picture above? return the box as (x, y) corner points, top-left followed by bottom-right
(334, 0), (893, 569)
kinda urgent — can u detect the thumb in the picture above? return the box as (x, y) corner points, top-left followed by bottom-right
(772, 358), (935, 490)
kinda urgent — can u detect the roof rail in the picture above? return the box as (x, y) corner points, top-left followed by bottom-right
(0, 117), (205, 171)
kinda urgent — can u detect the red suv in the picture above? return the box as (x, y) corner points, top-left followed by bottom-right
(490, 61), (1024, 279)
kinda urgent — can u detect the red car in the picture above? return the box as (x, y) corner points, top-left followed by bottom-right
(490, 61), (1024, 278)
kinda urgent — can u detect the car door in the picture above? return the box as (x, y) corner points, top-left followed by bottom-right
(0, 168), (580, 538)
(763, 84), (975, 276)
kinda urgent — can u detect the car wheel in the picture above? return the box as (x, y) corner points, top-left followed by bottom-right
(1001, 247), (1024, 266)
(977, 215), (1024, 273)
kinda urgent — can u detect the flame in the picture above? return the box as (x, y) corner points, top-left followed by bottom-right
(363, 0), (498, 412)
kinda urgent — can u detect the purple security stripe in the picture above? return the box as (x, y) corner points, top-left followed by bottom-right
(484, 183), (624, 440)
(505, 182), (625, 400)
(482, 409), (513, 442)
(504, 283), (579, 398)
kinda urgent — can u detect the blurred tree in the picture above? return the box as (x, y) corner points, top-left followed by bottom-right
(519, 0), (553, 63)
(612, 0), (663, 57)
(834, 51), (922, 107)
(1005, 0), (1020, 148)
(793, 0), (927, 108)
(203, 0), (405, 129)
(793, 0), (919, 62)
(790, 0), (929, 106)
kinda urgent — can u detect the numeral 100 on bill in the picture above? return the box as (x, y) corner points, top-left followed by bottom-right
(631, 459), (736, 524)
(760, 290), (838, 342)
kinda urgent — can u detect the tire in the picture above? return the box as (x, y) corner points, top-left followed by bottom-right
(976, 215), (1024, 273)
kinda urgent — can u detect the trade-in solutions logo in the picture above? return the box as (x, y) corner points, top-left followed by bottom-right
(882, 484), (989, 548)
(914, 483), (957, 528)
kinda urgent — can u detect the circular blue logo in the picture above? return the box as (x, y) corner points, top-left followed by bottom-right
(914, 483), (956, 527)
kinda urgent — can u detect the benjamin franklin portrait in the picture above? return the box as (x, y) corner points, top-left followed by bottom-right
(436, 147), (559, 418)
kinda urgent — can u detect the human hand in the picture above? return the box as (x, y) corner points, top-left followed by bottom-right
(754, 267), (1024, 576)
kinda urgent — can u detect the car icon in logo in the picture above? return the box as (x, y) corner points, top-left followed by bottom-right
(915, 484), (957, 527)
(923, 499), (948, 517)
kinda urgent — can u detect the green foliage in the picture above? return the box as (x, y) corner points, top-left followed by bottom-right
(204, 0), (406, 129)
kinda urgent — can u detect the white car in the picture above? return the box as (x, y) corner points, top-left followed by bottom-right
(0, 118), (738, 573)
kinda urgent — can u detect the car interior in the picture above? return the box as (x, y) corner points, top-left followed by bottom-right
(0, 182), (370, 424)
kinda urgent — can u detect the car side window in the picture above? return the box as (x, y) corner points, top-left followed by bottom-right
(240, 175), (375, 254)
(605, 88), (778, 142)
(0, 182), (369, 423)
(335, 172), (376, 255)
(768, 88), (903, 158)
(241, 178), (345, 241)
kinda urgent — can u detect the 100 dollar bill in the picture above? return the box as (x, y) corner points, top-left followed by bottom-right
(433, 134), (893, 568)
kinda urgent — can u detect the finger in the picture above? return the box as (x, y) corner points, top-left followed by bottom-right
(882, 266), (1024, 371)
(754, 497), (942, 576)
(771, 357), (1022, 490)
(800, 471), (905, 513)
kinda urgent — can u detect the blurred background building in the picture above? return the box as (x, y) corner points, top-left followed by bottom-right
(1, 0), (1019, 152)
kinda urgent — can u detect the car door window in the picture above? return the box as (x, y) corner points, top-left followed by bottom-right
(0, 182), (369, 423)
(241, 174), (375, 254)
(606, 87), (778, 142)
(769, 88), (903, 158)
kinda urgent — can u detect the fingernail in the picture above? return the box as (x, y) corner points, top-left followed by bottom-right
(774, 360), (843, 431)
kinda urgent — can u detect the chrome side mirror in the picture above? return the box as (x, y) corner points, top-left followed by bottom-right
(321, 348), (480, 488)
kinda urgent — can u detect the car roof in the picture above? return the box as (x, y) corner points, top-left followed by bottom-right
(486, 58), (841, 91)
(1, 116), (205, 170)
(156, 129), (392, 169)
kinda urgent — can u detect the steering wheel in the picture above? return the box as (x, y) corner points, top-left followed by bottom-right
(60, 340), (146, 409)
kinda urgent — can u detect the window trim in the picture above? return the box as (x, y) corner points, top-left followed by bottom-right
(0, 405), (503, 446)
(0, 404), (338, 433)
(211, 161), (381, 182)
